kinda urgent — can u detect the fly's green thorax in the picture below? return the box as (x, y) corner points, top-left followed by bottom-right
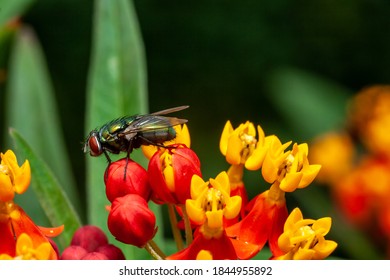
(99, 116), (139, 142)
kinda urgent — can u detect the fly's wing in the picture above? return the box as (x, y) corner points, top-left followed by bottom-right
(117, 115), (187, 137)
(150, 105), (189, 116)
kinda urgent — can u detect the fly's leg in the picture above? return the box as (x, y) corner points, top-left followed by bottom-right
(103, 151), (112, 180)
(123, 141), (134, 180)
(103, 150), (112, 163)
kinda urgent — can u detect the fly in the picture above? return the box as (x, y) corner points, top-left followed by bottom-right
(83, 105), (189, 163)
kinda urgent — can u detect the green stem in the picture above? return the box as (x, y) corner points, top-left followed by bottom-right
(168, 204), (184, 251)
(180, 204), (193, 245)
(144, 240), (166, 260)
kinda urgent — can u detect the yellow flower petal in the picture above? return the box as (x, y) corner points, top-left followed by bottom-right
(219, 121), (234, 156)
(141, 145), (159, 160)
(186, 199), (205, 224)
(313, 240), (338, 259)
(163, 165), (175, 192)
(279, 172), (304, 192)
(312, 217), (332, 235)
(213, 171), (230, 194)
(224, 195), (242, 219)
(190, 175), (208, 199)
(13, 160), (31, 194)
(297, 164), (322, 189)
(226, 135), (243, 165)
(294, 247), (315, 260)
(174, 124), (191, 147)
(206, 210), (223, 229)
(0, 173), (14, 202)
(35, 242), (52, 260)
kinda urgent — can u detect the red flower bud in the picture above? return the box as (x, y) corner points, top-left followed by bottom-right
(81, 252), (109, 260)
(71, 225), (108, 252)
(107, 194), (156, 247)
(148, 145), (202, 204)
(60, 245), (88, 260)
(96, 244), (126, 260)
(104, 158), (151, 202)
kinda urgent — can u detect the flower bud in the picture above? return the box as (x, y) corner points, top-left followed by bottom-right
(71, 225), (108, 252)
(148, 145), (202, 204)
(81, 252), (109, 260)
(60, 245), (88, 260)
(96, 244), (125, 260)
(104, 158), (151, 202)
(107, 194), (156, 247)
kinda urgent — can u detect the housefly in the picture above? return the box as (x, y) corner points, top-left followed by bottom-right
(83, 105), (189, 162)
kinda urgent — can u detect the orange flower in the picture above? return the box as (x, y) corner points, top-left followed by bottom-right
(219, 121), (271, 170)
(0, 201), (63, 259)
(274, 208), (337, 260)
(262, 137), (321, 192)
(168, 172), (241, 259)
(226, 182), (288, 259)
(0, 149), (63, 259)
(0, 233), (53, 260)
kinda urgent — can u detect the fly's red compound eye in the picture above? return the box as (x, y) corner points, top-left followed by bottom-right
(89, 135), (103, 156)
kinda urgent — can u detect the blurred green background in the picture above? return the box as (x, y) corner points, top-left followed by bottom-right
(1, 0), (390, 259)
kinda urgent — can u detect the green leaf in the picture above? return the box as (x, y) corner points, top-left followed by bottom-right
(0, 0), (34, 26)
(10, 129), (82, 249)
(266, 67), (353, 141)
(85, 0), (148, 258)
(4, 27), (81, 221)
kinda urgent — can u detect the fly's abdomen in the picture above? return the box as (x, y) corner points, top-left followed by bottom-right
(140, 126), (177, 145)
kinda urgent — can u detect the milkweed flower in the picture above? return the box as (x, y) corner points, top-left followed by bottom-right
(262, 137), (321, 192)
(167, 172), (242, 260)
(0, 150), (62, 259)
(148, 144), (202, 205)
(219, 121), (271, 170)
(347, 85), (390, 156)
(219, 121), (273, 218)
(226, 182), (288, 259)
(274, 208), (337, 260)
(309, 132), (355, 184)
(0, 233), (54, 260)
(226, 136), (321, 259)
(0, 150), (31, 202)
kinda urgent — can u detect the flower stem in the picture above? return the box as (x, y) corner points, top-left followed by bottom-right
(145, 240), (166, 260)
(167, 204), (184, 251)
(180, 204), (193, 245)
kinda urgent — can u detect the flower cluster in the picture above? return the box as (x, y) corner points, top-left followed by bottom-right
(309, 85), (390, 257)
(0, 150), (63, 260)
(61, 225), (125, 260)
(102, 121), (336, 260)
